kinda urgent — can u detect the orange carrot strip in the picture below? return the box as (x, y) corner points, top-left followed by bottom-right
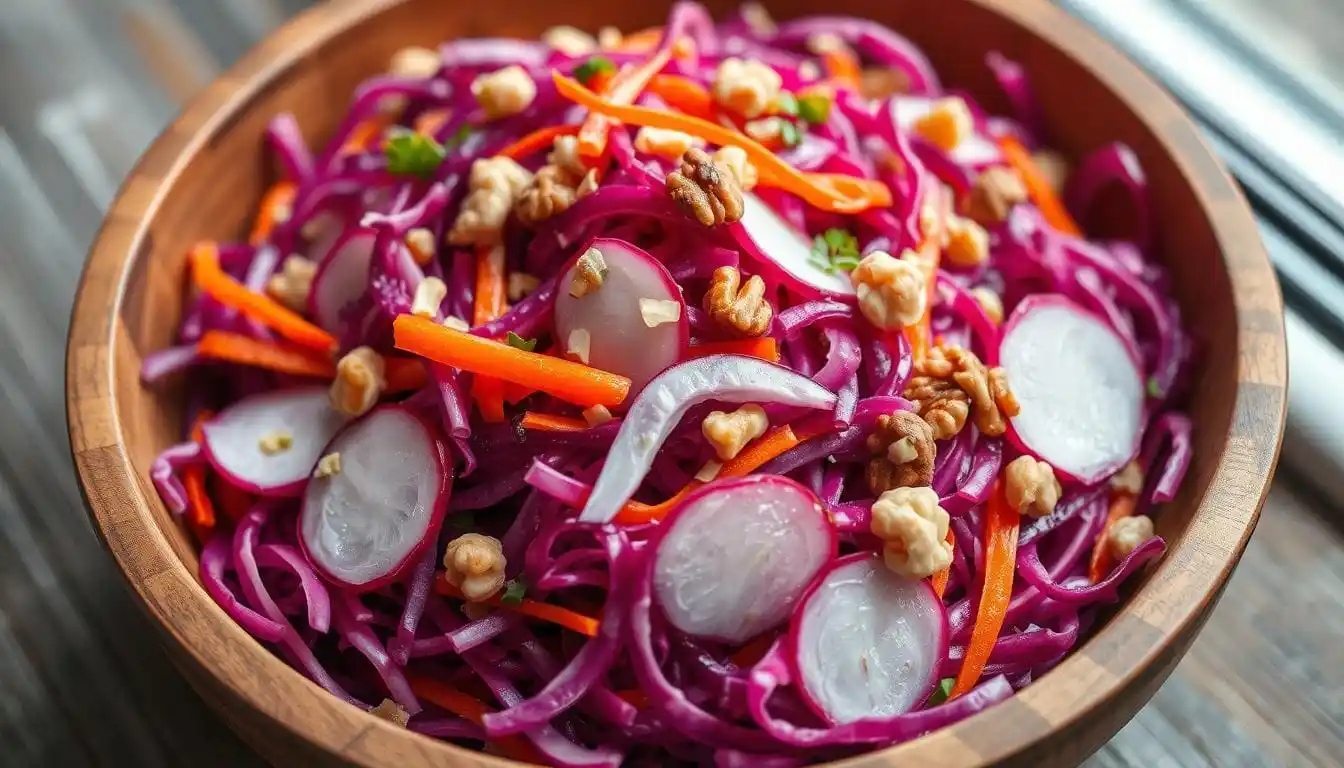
(931, 528), (956, 599)
(577, 44), (675, 159)
(555, 73), (892, 213)
(1088, 492), (1137, 583)
(497, 124), (581, 160)
(950, 480), (1019, 698)
(190, 243), (336, 353)
(394, 315), (630, 408)
(821, 48), (861, 89)
(197, 331), (336, 378)
(435, 579), (600, 637)
(413, 109), (450, 137)
(248, 181), (297, 246)
(472, 245), (507, 327)
(383, 357), (428, 392)
(405, 675), (544, 763)
(685, 337), (780, 363)
(184, 412), (217, 533)
(647, 74), (716, 120)
(502, 381), (539, 404)
(613, 27), (663, 51)
(520, 412), (590, 432)
(907, 184), (948, 363)
(341, 117), (389, 155)
(997, 135), (1082, 236)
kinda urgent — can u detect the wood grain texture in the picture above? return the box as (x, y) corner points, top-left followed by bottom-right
(61, 0), (1286, 766)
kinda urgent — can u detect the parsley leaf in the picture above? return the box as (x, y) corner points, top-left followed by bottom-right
(774, 91), (799, 117)
(809, 228), (861, 274)
(506, 332), (538, 352)
(1146, 378), (1163, 399)
(384, 130), (446, 179)
(797, 92), (832, 125)
(501, 579), (528, 605)
(574, 56), (617, 86)
(778, 119), (802, 148)
(926, 678), (955, 706)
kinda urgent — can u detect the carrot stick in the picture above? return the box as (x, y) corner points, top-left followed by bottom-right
(435, 579), (601, 637)
(341, 117), (389, 155)
(577, 44), (675, 160)
(497, 124), (581, 160)
(821, 48), (861, 89)
(413, 109), (450, 138)
(612, 27), (663, 51)
(190, 243), (336, 353)
(686, 337), (780, 363)
(931, 528), (955, 599)
(394, 315), (631, 408)
(554, 73), (892, 213)
(383, 357), (428, 392)
(249, 181), (297, 246)
(184, 412), (216, 533)
(907, 185), (947, 363)
(520, 412), (590, 432)
(950, 479), (1019, 698)
(997, 135), (1082, 236)
(471, 245), (509, 421)
(405, 675), (544, 763)
(647, 74), (716, 120)
(1088, 492), (1137, 583)
(197, 331), (336, 378)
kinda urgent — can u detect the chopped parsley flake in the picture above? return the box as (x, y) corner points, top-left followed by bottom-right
(384, 130), (446, 179)
(574, 56), (617, 86)
(797, 92), (832, 125)
(501, 579), (528, 605)
(506, 332), (538, 352)
(808, 228), (862, 274)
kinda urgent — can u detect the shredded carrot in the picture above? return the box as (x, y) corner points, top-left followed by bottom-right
(248, 181), (297, 246)
(950, 480), (1020, 698)
(613, 27), (663, 51)
(341, 117), (390, 155)
(497, 124), (582, 160)
(197, 331), (336, 378)
(555, 73), (892, 213)
(907, 184), (948, 363)
(1088, 492), (1137, 583)
(997, 135), (1081, 236)
(931, 527), (956, 599)
(394, 315), (631, 408)
(383, 357), (428, 392)
(413, 109), (450, 137)
(436, 578), (601, 637)
(470, 245), (509, 421)
(190, 243), (336, 353)
(406, 675), (544, 762)
(577, 44), (676, 160)
(183, 412), (216, 534)
(520, 412), (590, 432)
(647, 74), (716, 120)
(821, 48), (861, 89)
(686, 337), (780, 363)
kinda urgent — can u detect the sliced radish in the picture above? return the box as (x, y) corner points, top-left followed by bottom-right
(300, 405), (450, 590)
(553, 238), (688, 396)
(890, 97), (1001, 167)
(733, 192), (856, 298)
(202, 387), (348, 496)
(309, 227), (376, 332)
(652, 476), (835, 644)
(790, 553), (946, 724)
(999, 294), (1145, 484)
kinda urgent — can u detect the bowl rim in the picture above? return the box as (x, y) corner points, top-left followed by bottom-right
(65, 0), (1287, 765)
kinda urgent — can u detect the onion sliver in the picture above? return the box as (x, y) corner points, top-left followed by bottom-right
(202, 387), (348, 496)
(653, 476), (836, 644)
(733, 192), (855, 298)
(576, 355), (837, 524)
(791, 553), (946, 724)
(300, 405), (450, 590)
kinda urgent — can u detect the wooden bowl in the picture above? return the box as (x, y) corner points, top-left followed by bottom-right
(66, 0), (1287, 765)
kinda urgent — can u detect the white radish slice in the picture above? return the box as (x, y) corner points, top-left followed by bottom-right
(202, 387), (348, 497)
(733, 192), (856, 298)
(891, 96), (1002, 167)
(309, 228), (376, 332)
(576, 355), (837, 524)
(553, 238), (687, 396)
(300, 405), (449, 590)
(653, 476), (835, 644)
(790, 553), (947, 724)
(999, 294), (1145, 484)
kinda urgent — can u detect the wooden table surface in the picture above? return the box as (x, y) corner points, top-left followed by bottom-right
(1, 0), (1340, 765)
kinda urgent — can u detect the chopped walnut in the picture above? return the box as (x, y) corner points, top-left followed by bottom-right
(908, 345), (1019, 438)
(798, 61), (822, 82)
(805, 32), (847, 55)
(1110, 460), (1145, 496)
(702, 404), (769, 461)
(542, 25), (597, 56)
(1004, 455), (1062, 518)
(448, 157), (533, 246)
(442, 315), (470, 332)
(313, 452), (342, 479)
(911, 97), (973, 151)
(598, 26), (623, 49)
(369, 698), (410, 727)
(576, 169), (599, 198)
(865, 411), (936, 495)
(904, 376), (970, 441)
(389, 46), (441, 80)
(634, 126), (703, 160)
(258, 430), (293, 456)
(694, 460), (724, 483)
(507, 272), (540, 301)
(966, 167), (1028, 225)
(860, 68), (911, 101)
(639, 298), (682, 327)
(1107, 515), (1155, 560)
(265, 255), (318, 313)
(743, 117), (786, 144)
(567, 328), (592, 364)
(1031, 149), (1070, 193)
(944, 216), (989, 268)
(330, 346), (387, 417)
(411, 276), (447, 318)
(851, 250), (927, 331)
(547, 135), (588, 181)
(583, 404), (614, 427)
(712, 57), (783, 119)
(569, 247), (607, 298)
(471, 65), (536, 121)
(443, 533), (506, 602)
(703, 266), (772, 337)
(712, 145), (758, 191)
(667, 148), (744, 227)
(870, 487), (953, 579)
(515, 166), (577, 225)
(970, 287), (1004, 325)
(404, 227), (437, 266)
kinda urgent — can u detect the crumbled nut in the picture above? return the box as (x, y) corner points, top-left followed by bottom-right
(442, 315), (470, 332)
(639, 298), (682, 328)
(547, 135), (588, 181)
(569, 247), (607, 298)
(712, 145), (758, 191)
(634, 126), (703, 160)
(448, 157), (533, 246)
(1004, 455), (1062, 518)
(667, 148), (744, 227)
(542, 25), (597, 56)
(860, 68), (911, 100)
(908, 345), (1019, 438)
(741, 1), (777, 35)
(944, 216), (989, 268)
(265, 255), (318, 313)
(369, 698), (410, 727)
(1107, 515), (1155, 560)
(411, 276), (447, 318)
(443, 533), (507, 602)
(471, 65), (537, 120)
(694, 460), (724, 483)
(911, 97), (973, 151)
(966, 166), (1028, 225)
(404, 228), (436, 266)
(702, 404), (769, 461)
(330, 346), (387, 417)
(1110, 460), (1144, 496)
(851, 250), (927, 331)
(313, 452), (342, 479)
(272, 200), (293, 224)
(970, 286), (1003, 324)
(743, 117), (786, 144)
(865, 411), (936, 495)
(712, 57), (783, 119)
(1031, 149), (1070, 193)
(904, 376), (969, 441)
(805, 32), (847, 55)
(583, 404), (614, 427)
(389, 46), (442, 79)
(515, 166), (577, 225)
(258, 430), (293, 455)
(870, 487), (953, 579)
(507, 272), (540, 301)
(567, 328), (591, 364)
(598, 26), (623, 49)
(798, 61), (822, 82)
(576, 169), (599, 198)
(703, 266), (772, 337)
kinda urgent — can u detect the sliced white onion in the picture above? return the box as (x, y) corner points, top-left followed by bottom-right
(202, 387), (348, 496)
(890, 96), (1002, 167)
(736, 192), (856, 297)
(309, 228), (375, 332)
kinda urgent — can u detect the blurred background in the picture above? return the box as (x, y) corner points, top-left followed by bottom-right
(1, 0), (1341, 765)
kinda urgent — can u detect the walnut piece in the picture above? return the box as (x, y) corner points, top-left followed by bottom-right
(411, 276), (447, 319)
(507, 272), (541, 301)
(904, 345), (1018, 440)
(265, 255), (318, 314)
(330, 346), (387, 417)
(369, 698), (410, 727)
(515, 166), (577, 225)
(702, 404), (769, 461)
(1031, 149), (1070, 193)
(911, 97), (973, 151)
(712, 57), (783, 119)
(667, 148), (744, 227)
(870, 487), (953, 579)
(943, 215), (989, 268)
(969, 286), (1003, 325)
(639, 298), (682, 328)
(569, 247), (607, 298)
(966, 166), (1028, 226)
(1110, 460), (1144, 496)
(389, 47), (441, 80)
(904, 376), (970, 441)
(470, 65), (536, 121)
(712, 145), (758, 191)
(865, 411), (936, 495)
(1107, 515), (1155, 560)
(404, 227), (436, 266)
(634, 126), (702, 160)
(547, 135), (588, 181)
(258, 430), (293, 456)
(448, 157), (533, 246)
(583, 404), (614, 427)
(542, 25), (597, 56)
(443, 533), (506, 602)
(851, 250), (927, 331)
(703, 266), (771, 337)
(860, 68), (911, 101)
(313, 452), (342, 479)
(1004, 455), (1062, 518)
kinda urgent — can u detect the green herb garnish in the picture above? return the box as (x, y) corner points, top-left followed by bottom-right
(797, 92), (833, 125)
(808, 228), (862, 274)
(778, 119), (802, 148)
(926, 678), (955, 706)
(506, 332), (538, 352)
(574, 56), (617, 86)
(385, 130), (446, 179)
(774, 91), (799, 117)
(501, 578), (528, 605)
(1146, 378), (1163, 399)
